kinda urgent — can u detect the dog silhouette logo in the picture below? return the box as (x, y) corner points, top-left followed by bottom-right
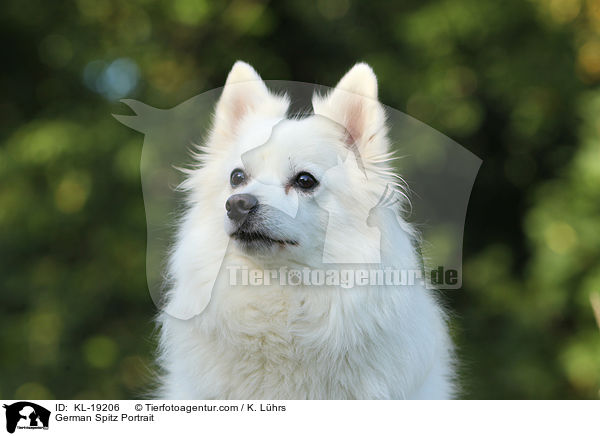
(3, 402), (50, 433)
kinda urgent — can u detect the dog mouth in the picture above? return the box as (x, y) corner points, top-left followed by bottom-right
(231, 229), (298, 247)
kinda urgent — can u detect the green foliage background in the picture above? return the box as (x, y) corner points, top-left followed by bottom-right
(1, 0), (599, 399)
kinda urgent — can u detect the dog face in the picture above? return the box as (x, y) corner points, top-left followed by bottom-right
(225, 116), (351, 258)
(185, 62), (391, 266)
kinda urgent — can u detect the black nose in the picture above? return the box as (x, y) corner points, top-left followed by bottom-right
(226, 194), (258, 221)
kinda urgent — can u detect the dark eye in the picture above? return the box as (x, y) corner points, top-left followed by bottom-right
(294, 172), (318, 190)
(230, 168), (246, 187)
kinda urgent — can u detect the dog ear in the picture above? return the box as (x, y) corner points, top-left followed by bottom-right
(313, 63), (388, 157)
(211, 61), (289, 144)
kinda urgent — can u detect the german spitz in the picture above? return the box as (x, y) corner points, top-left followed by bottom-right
(156, 61), (455, 399)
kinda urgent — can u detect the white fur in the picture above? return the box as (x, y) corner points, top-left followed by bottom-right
(156, 61), (456, 399)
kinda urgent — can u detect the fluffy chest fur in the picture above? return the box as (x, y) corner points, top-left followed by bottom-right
(159, 279), (451, 399)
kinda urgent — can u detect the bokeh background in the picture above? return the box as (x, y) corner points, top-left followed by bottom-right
(1, 0), (600, 399)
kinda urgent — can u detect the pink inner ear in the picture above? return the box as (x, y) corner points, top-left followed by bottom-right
(231, 96), (249, 129)
(344, 99), (364, 146)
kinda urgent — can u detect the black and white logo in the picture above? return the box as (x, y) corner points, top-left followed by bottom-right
(3, 402), (50, 433)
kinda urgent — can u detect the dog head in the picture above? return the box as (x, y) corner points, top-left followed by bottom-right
(184, 61), (393, 266)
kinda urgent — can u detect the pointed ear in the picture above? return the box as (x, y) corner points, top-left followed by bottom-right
(211, 61), (289, 142)
(313, 63), (388, 156)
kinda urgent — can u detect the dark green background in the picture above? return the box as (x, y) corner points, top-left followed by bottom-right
(1, 0), (599, 399)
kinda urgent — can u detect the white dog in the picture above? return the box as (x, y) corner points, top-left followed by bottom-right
(156, 61), (456, 399)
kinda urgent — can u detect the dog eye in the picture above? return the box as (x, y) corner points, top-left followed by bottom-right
(230, 169), (247, 187)
(294, 172), (318, 190)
